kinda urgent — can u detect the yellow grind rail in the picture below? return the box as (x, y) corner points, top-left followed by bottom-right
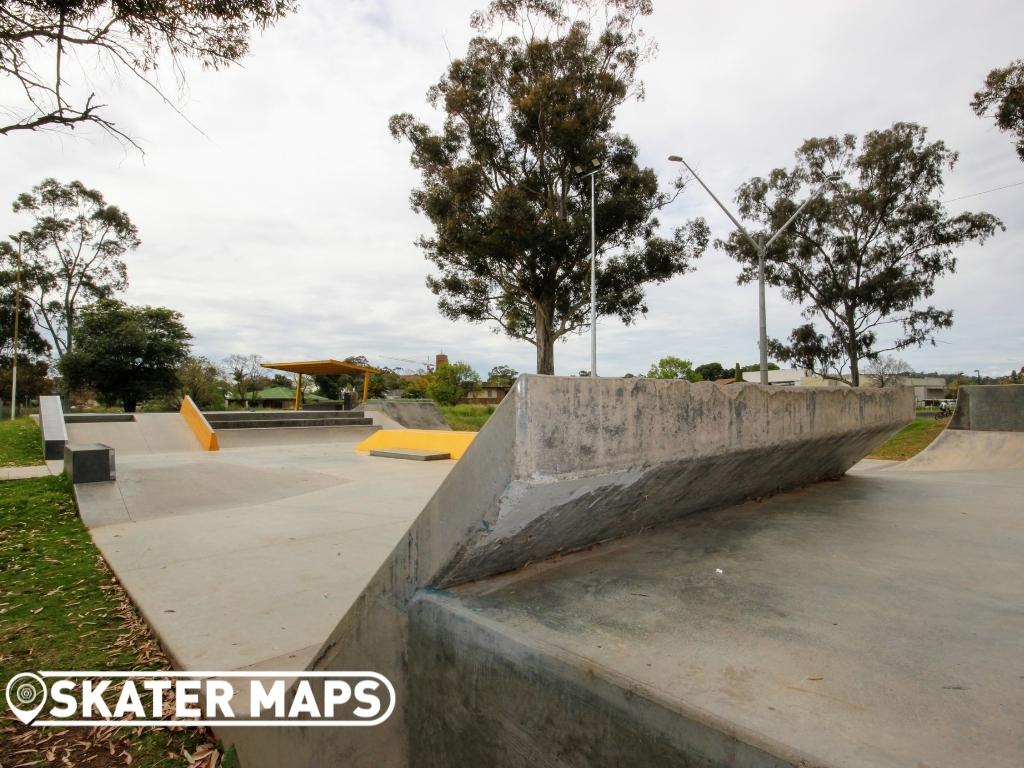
(355, 429), (476, 460)
(180, 395), (219, 451)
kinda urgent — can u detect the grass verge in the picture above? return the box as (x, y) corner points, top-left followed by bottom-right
(0, 475), (223, 767)
(0, 418), (44, 468)
(438, 404), (496, 431)
(868, 416), (949, 461)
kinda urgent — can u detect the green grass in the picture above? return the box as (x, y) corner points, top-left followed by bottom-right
(868, 416), (949, 461)
(0, 475), (217, 766)
(0, 417), (44, 467)
(438, 403), (497, 431)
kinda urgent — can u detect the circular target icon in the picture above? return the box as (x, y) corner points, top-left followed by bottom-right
(5, 673), (48, 724)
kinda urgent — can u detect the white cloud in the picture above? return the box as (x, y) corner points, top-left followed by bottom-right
(2, 0), (1021, 378)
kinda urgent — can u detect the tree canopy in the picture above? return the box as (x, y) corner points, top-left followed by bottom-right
(0, 0), (295, 146)
(646, 356), (700, 381)
(487, 364), (519, 386)
(2, 179), (138, 369)
(719, 122), (1002, 386)
(427, 361), (480, 405)
(694, 362), (725, 381)
(0, 254), (49, 363)
(390, 0), (708, 374)
(223, 353), (264, 402)
(61, 299), (191, 412)
(865, 355), (912, 388)
(176, 355), (225, 410)
(971, 59), (1024, 161)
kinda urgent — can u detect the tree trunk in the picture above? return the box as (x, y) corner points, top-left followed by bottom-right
(123, 397), (137, 413)
(534, 305), (555, 375)
(846, 310), (860, 387)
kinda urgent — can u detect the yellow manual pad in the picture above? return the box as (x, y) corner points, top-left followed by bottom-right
(355, 429), (476, 460)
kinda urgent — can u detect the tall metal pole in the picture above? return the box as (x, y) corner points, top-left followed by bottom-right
(667, 155), (837, 386)
(10, 236), (22, 420)
(590, 171), (597, 378)
(756, 235), (768, 385)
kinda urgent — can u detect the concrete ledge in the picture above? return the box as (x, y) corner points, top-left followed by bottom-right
(214, 424), (380, 449)
(370, 448), (452, 461)
(39, 396), (68, 460)
(64, 443), (116, 484)
(64, 413), (136, 423)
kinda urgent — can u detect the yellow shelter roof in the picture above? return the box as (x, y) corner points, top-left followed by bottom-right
(261, 359), (379, 377)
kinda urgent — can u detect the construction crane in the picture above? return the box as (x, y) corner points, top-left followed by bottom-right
(381, 355), (436, 373)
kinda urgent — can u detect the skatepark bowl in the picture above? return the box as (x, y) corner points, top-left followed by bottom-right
(66, 380), (1023, 768)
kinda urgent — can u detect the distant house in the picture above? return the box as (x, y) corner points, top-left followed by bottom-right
(741, 369), (819, 386)
(225, 387), (329, 409)
(733, 368), (946, 404)
(860, 375), (947, 405)
(463, 382), (511, 405)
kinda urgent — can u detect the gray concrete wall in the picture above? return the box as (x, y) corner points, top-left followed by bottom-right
(224, 377), (912, 767)
(362, 399), (451, 430)
(407, 592), (798, 768)
(949, 384), (1024, 432)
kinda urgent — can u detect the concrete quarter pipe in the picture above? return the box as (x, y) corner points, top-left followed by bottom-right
(900, 384), (1024, 471)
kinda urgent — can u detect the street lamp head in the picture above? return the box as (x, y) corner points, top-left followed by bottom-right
(574, 165), (584, 174)
(591, 158), (601, 168)
(667, 155), (683, 162)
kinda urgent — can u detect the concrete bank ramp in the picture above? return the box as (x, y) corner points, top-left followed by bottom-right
(900, 384), (1024, 471)
(223, 377), (911, 766)
(361, 399), (451, 430)
(65, 413), (199, 455)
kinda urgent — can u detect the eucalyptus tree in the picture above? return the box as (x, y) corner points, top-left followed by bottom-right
(719, 123), (1002, 385)
(390, 0), (707, 374)
(972, 59), (1024, 162)
(2, 178), (138, 365)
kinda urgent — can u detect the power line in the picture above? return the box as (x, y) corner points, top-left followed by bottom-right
(942, 179), (1024, 203)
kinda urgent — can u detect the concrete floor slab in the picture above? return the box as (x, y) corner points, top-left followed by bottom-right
(429, 466), (1024, 768)
(77, 440), (453, 671)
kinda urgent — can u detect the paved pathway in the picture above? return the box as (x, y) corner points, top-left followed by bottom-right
(1, 464), (52, 480)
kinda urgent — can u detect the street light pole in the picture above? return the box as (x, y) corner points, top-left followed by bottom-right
(590, 170), (598, 377)
(668, 154), (838, 385)
(576, 160), (602, 377)
(9, 236), (22, 420)
(756, 234), (768, 382)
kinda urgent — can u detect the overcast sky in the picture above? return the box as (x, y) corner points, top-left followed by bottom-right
(2, 0), (1022, 378)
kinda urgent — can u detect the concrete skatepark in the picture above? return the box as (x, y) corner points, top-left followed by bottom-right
(56, 381), (1023, 767)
